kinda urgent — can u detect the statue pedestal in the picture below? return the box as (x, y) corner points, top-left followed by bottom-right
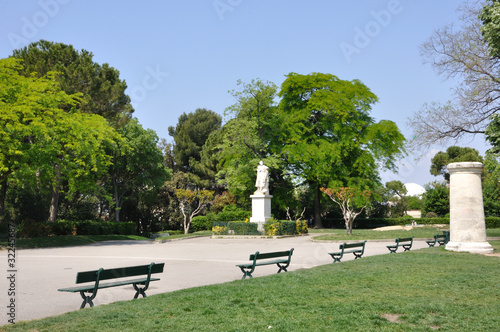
(250, 194), (272, 232)
(446, 162), (493, 254)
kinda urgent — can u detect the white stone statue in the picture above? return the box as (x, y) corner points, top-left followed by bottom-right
(254, 161), (269, 195)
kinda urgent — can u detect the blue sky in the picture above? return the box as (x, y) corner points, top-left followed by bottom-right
(0, 0), (489, 187)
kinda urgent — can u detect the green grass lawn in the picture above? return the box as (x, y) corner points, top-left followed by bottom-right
(2, 246), (499, 331)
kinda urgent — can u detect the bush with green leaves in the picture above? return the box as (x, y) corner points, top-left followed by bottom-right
(215, 205), (251, 222)
(191, 214), (215, 232)
(212, 221), (259, 235)
(264, 218), (307, 236)
(17, 220), (136, 237)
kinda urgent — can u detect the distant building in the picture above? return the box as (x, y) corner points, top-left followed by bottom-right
(404, 183), (426, 197)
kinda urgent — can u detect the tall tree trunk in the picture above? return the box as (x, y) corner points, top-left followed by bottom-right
(0, 177), (7, 219)
(114, 176), (121, 222)
(48, 164), (61, 223)
(313, 184), (322, 228)
(346, 215), (353, 235)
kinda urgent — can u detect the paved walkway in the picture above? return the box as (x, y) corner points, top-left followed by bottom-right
(0, 235), (430, 325)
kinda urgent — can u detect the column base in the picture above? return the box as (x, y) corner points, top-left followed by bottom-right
(445, 241), (494, 254)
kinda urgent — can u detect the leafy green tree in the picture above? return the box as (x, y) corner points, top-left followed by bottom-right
(0, 57), (122, 222)
(45, 112), (122, 222)
(216, 79), (298, 216)
(175, 189), (214, 234)
(480, 0), (500, 58)
(422, 182), (450, 217)
(406, 196), (423, 211)
(430, 146), (483, 181)
(168, 108), (221, 188)
(321, 187), (371, 235)
(277, 72), (405, 227)
(107, 118), (170, 222)
(10, 40), (136, 222)
(385, 180), (408, 217)
(12, 40), (133, 128)
(486, 113), (500, 154)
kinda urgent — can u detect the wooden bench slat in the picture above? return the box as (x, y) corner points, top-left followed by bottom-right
(76, 263), (164, 283)
(249, 251), (291, 260)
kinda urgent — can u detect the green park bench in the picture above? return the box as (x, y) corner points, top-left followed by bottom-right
(58, 262), (165, 308)
(387, 237), (414, 253)
(237, 248), (294, 279)
(328, 241), (367, 263)
(426, 234), (447, 247)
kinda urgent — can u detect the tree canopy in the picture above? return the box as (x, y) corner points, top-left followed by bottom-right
(430, 146), (483, 181)
(107, 118), (170, 221)
(0, 57), (122, 221)
(168, 108), (221, 188)
(12, 40), (134, 128)
(277, 72), (405, 226)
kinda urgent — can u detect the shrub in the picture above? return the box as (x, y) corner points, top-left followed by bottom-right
(426, 212), (439, 218)
(52, 221), (75, 236)
(212, 224), (228, 235)
(228, 220), (259, 235)
(296, 220), (308, 234)
(215, 205), (251, 222)
(212, 221), (259, 235)
(485, 217), (500, 228)
(61, 220), (136, 236)
(18, 219), (52, 238)
(264, 219), (303, 236)
(191, 215), (214, 232)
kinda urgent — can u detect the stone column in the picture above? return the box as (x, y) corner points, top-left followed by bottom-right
(445, 162), (493, 254)
(250, 194), (272, 232)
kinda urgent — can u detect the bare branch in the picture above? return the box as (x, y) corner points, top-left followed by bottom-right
(410, 0), (500, 151)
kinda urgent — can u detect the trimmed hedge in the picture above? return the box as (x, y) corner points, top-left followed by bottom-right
(212, 221), (259, 235)
(192, 207), (252, 232)
(486, 217), (500, 228)
(19, 220), (136, 238)
(323, 216), (500, 229)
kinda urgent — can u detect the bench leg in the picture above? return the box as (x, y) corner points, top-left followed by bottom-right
(133, 284), (148, 299)
(353, 253), (363, 259)
(427, 242), (436, 247)
(329, 255), (342, 263)
(239, 267), (253, 279)
(387, 247), (397, 253)
(79, 291), (95, 309)
(403, 246), (411, 252)
(276, 264), (288, 273)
